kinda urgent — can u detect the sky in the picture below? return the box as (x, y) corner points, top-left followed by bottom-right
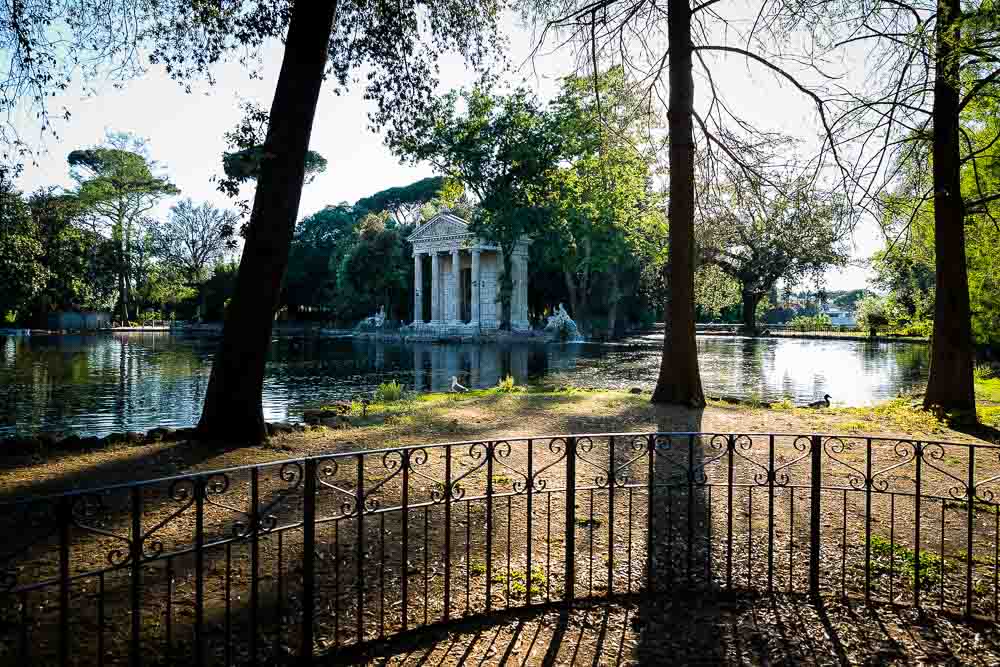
(12, 7), (882, 292)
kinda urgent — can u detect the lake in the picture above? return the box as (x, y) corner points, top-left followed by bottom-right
(0, 331), (929, 438)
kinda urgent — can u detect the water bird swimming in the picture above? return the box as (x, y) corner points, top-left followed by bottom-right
(450, 376), (469, 393)
(806, 394), (832, 408)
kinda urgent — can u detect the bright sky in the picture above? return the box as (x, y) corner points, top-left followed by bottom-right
(12, 8), (881, 291)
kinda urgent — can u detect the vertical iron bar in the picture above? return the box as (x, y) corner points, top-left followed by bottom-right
(99, 573), (106, 667)
(841, 488), (847, 597)
(356, 454), (365, 641)
(995, 509), (998, 620)
(276, 529), (284, 655)
(687, 435), (695, 582)
(628, 488), (634, 593)
(809, 434), (822, 599)
(250, 468), (259, 667)
(940, 500), (946, 608)
(967, 446), (976, 618)
(890, 493), (896, 601)
(225, 543), (232, 667)
(647, 435), (655, 594)
(767, 435), (775, 594)
(865, 439), (873, 605)
(379, 512), (385, 638)
(607, 436), (615, 596)
(299, 459), (316, 663)
(194, 477), (205, 667)
(747, 487), (753, 587)
(465, 500), (470, 613)
(443, 445), (452, 621)
(584, 488), (592, 595)
(915, 441), (923, 607)
(19, 592), (27, 662)
(546, 493), (552, 601)
(507, 496), (512, 608)
(58, 496), (70, 667)
(423, 506), (429, 625)
(727, 435), (735, 589)
(486, 443), (495, 612)
(526, 440), (534, 606)
(789, 490), (795, 593)
(706, 485), (713, 584)
(130, 486), (142, 667)
(565, 437), (577, 602)
(401, 451), (410, 630)
(165, 557), (172, 663)
(334, 520), (341, 645)
(667, 486), (674, 586)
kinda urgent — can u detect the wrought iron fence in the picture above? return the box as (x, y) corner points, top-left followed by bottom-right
(3, 432), (1000, 665)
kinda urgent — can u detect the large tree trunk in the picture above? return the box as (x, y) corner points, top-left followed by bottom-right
(652, 0), (704, 406)
(741, 289), (760, 335)
(198, 1), (338, 443)
(924, 0), (975, 413)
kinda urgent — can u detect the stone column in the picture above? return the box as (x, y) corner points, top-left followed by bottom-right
(430, 252), (441, 323)
(412, 253), (423, 324)
(450, 247), (461, 323)
(471, 249), (481, 326)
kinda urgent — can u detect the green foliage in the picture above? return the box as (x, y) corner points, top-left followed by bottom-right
(354, 176), (447, 226)
(0, 182), (45, 320)
(335, 215), (410, 323)
(374, 380), (404, 403)
(698, 171), (849, 331)
(788, 313), (833, 331)
(695, 265), (742, 319)
(869, 535), (947, 589)
(854, 294), (895, 334)
(496, 375), (518, 393)
(974, 364), (997, 381)
(391, 86), (562, 329)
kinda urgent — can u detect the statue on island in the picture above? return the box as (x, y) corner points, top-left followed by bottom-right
(356, 305), (387, 330)
(544, 303), (582, 341)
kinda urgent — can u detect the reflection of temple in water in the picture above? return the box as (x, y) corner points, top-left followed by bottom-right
(410, 343), (531, 392)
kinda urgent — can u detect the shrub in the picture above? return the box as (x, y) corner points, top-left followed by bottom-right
(893, 319), (932, 338)
(974, 364), (996, 381)
(789, 313), (833, 332)
(374, 380), (404, 402)
(496, 375), (518, 393)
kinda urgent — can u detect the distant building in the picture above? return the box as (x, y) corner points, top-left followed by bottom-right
(406, 213), (531, 333)
(47, 311), (111, 331)
(821, 304), (857, 327)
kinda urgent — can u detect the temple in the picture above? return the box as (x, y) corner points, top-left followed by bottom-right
(407, 212), (531, 333)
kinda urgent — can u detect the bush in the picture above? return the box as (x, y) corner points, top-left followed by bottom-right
(789, 313), (832, 331)
(374, 380), (404, 402)
(975, 364), (997, 381)
(496, 375), (518, 393)
(892, 319), (932, 338)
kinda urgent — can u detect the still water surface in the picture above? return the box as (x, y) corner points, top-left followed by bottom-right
(0, 332), (929, 437)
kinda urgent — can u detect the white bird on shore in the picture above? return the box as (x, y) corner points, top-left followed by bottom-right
(450, 376), (469, 393)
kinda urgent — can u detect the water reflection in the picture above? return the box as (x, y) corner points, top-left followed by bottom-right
(0, 332), (928, 438)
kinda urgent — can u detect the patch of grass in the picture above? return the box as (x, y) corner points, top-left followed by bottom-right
(869, 535), (949, 588)
(976, 376), (1000, 403)
(839, 397), (945, 434)
(841, 420), (868, 433)
(576, 516), (603, 528)
(469, 560), (486, 577)
(492, 473), (512, 487)
(496, 375), (523, 393)
(374, 380), (404, 403)
(944, 499), (1000, 515)
(771, 398), (795, 411)
(745, 391), (764, 409)
(492, 566), (547, 597)
(979, 406), (1000, 428)
(974, 364), (997, 382)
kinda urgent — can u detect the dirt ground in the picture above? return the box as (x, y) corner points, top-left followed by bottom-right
(324, 593), (1000, 666)
(0, 387), (990, 500)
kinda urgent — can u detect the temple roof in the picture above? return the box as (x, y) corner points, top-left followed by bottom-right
(407, 212), (472, 242)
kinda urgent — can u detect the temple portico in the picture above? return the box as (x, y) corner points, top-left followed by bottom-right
(407, 213), (530, 333)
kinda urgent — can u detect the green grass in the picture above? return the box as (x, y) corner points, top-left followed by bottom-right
(496, 375), (522, 393)
(944, 499), (1000, 515)
(576, 516), (603, 528)
(374, 380), (404, 402)
(490, 566), (547, 597)
(976, 375), (1000, 403)
(869, 534), (949, 589)
(469, 560), (486, 577)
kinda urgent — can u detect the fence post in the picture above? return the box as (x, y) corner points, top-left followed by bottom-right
(301, 458), (317, 661)
(564, 437), (577, 602)
(809, 435), (822, 600)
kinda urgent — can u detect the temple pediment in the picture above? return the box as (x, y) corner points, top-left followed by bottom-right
(408, 213), (472, 242)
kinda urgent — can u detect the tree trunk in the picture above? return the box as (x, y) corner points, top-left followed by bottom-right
(608, 269), (620, 337)
(563, 269), (579, 323)
(198, 1), (338, 444)
(924, 0), (975, 413)
(741, 289), (760, 335)
(652, 0), (704, 406)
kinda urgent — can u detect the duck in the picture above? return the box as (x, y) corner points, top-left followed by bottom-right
(806, 394), (832, 408)
(450, 376), (469, 393)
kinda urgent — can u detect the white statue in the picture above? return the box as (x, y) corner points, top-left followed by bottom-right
(357, 305), (387, 330)
(544, 302), (581, 340)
